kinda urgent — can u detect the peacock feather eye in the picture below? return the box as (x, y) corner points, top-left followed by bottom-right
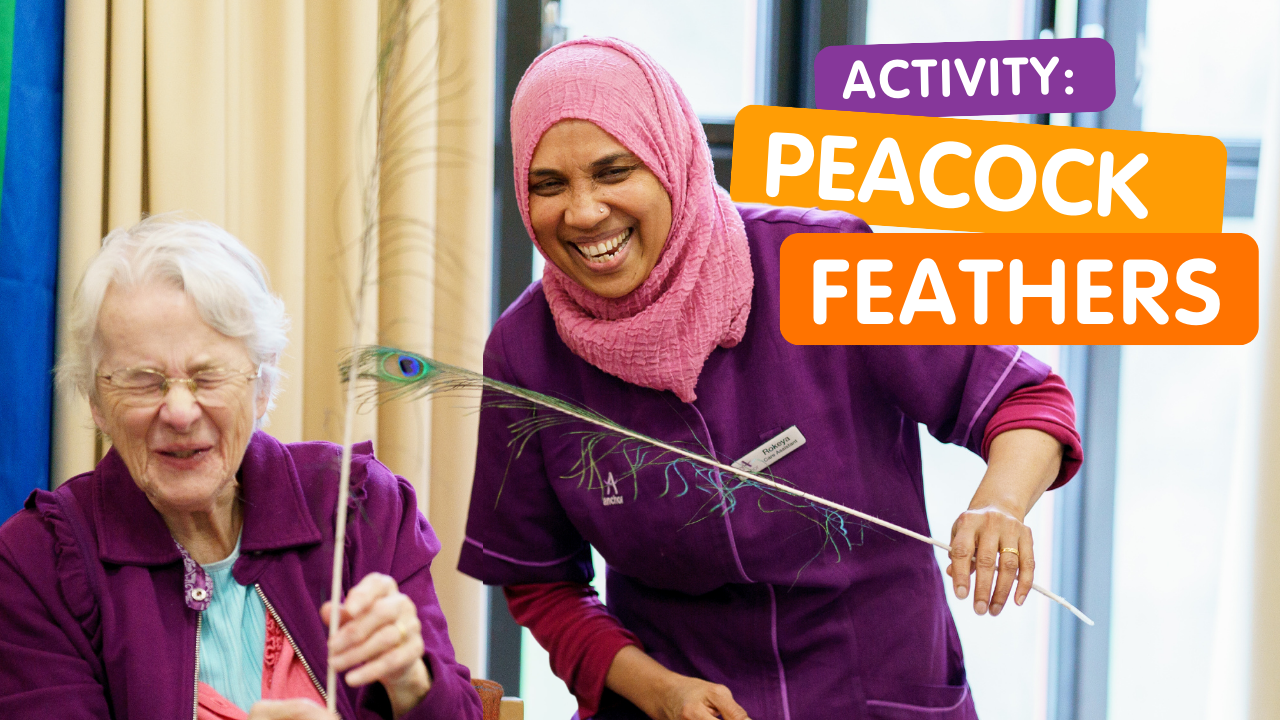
(396, 354), (425, 378)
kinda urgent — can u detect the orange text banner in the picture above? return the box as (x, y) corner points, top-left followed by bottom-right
(730, 105), (1226, 233)
(780, 233), (1257, 345)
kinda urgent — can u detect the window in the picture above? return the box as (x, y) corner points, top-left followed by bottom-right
(557, 0), (760, 121)
(922, 346), (1062, 720)
(868, 0), (1027, 44)
(866, 3), (1064, 718)
(1105, 1), (1275, 717)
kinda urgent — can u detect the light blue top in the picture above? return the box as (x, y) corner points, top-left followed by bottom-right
(198, 535), (267, 712)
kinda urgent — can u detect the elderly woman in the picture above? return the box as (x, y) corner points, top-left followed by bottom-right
(459, 39), (1083, 720)
(0, 219), (481, 720)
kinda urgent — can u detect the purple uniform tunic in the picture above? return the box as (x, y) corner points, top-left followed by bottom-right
(0, 432), (482, 720)
(460, 204), (1051, 719)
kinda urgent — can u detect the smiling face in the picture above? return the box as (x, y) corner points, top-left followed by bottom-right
(90, 282), (266, 520)
(527, 119), (673, 298)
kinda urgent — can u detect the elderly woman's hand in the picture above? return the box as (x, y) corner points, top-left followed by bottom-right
(947, 428), (1062, 616)
(321, 573), (432, 718)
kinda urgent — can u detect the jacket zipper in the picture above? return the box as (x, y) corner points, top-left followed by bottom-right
(255, 584), (328, 704)
(192, 612), (203, 720)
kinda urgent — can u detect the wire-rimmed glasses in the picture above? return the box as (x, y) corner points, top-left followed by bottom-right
(96, 366), (261, 408)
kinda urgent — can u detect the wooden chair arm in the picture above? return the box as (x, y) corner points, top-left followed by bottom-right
(471, 678), (524, 720)
(498, 697), (525, 720)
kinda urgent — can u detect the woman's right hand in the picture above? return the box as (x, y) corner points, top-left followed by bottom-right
(607, 645), (751, 720)
(652, 674), (750, 720)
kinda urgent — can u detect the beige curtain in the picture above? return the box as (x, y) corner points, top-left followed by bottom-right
(1252, 36), (1280, 720)
(53, 0), (495, 674)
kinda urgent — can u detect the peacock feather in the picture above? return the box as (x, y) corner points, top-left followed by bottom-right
(329, 3), (1092, 644)
(342, 344), (1094, 626)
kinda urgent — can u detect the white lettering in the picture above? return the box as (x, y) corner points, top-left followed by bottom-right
(1029, 56), (1060, 95)
(899, 259), (956, 324)
(880, 59), (910, 99)
(956, 58), (986, 97)
(959, 259), (1003, 324)
(975, 145), (1037, 212)
(1098, 151), (1149, 219)
(1002, 57), (1029, 95)
(858, 259), (894, 324)
(911, 59), (938, 97)
(842, 60), (876, 99)
(1076, 259), (1114, 324)
(1175, 259), (1219, 325)
(818, 135), (858, 202)
(1042, 149), (1095, 216)
(813, 259), (850, 324)
(1010, 259), (1066, 324)
(1122, 259), (1169, 324)
(920, 141), (972, 209)
(857, 138), (914, 205)
(766, 133), (814, 197)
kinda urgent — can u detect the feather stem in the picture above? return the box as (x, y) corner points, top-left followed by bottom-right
(326, 0), (414, 706)
(483, 371), (1095, 626)
(345, 347), (1094, 626)
(327, 320), (365, 710)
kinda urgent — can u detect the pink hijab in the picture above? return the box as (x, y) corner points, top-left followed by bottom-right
(511, 38), (754, 403)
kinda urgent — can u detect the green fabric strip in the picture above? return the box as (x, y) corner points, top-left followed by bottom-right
(0, 0), (18, 195)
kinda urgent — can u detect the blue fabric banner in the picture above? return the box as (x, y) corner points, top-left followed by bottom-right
(0, 0), (65, 518)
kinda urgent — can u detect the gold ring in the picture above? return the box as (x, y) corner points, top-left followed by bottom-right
(395, 619), (410, 644)
(1000, 547), (1019, 556)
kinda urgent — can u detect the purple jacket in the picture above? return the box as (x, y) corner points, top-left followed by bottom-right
(0, 431), (482, 720)
(461, 204), (1057, 719)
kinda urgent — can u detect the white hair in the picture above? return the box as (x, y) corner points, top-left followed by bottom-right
(57, 216), (290, 419)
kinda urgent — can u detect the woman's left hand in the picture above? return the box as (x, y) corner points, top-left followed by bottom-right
(947, 505), (1035, 616)
(946, 428), (1062, 617)
(321, 573), (433, 718)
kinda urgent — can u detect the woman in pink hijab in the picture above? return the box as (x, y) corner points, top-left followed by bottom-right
(460, 38), (1082, 720)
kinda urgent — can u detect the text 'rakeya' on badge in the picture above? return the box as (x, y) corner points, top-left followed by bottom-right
(779, 233), (1258, 345)
(814, 38), (1115, 116)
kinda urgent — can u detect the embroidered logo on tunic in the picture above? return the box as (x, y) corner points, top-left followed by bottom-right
(602, 472), (623, 506)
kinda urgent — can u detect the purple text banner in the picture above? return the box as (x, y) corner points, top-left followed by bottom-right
(815, 38), (1115, 117)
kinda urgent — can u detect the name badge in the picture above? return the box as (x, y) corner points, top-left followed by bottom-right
(732, 425), (807, 472)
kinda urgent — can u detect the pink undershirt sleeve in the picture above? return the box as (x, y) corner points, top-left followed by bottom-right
(981, 371), (1082, 490)
(504, 581), (642, 719)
